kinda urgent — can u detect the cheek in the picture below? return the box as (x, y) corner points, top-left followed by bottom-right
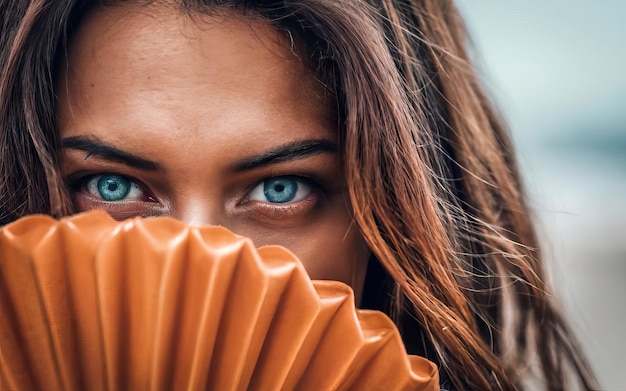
(229, 212), (370, 303)
(285, 221), (370, 304)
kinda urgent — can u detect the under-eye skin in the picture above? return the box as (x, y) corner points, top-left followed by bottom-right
(243, 176), (322, 220)
(67, 171), (324, 221)
(68, 173), (163, 220)
(78, 174), (147, 202)
(248, 176), (312, 204)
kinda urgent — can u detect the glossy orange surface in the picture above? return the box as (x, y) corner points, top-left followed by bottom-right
(0, 211), (438, 390)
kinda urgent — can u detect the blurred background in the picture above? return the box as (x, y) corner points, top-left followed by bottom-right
(456, 1), (625, 389)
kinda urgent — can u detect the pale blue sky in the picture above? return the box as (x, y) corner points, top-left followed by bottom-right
(457, 1), (626, 143)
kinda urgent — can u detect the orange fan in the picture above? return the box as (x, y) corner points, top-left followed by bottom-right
(0, 211), (439, 391)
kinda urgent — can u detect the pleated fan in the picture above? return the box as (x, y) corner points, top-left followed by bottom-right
(0, 211), (439, 390)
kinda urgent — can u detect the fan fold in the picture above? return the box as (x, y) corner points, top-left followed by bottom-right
(0, 212), (439, 391)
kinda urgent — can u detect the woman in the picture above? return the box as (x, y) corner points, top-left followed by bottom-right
(0, 0), (598, 389)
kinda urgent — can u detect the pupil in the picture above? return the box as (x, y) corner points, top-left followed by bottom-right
(275, 184), (285, 192)
(107, 183), (119, 191)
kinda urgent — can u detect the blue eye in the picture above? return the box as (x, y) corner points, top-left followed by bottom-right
(248, 177), (312, 204)
(85, 174), (144, 201)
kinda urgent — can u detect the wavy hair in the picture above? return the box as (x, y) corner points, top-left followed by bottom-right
(0, 0), (598, 389)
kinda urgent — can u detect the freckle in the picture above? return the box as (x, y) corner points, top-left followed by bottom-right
(90, 83), (95, 87)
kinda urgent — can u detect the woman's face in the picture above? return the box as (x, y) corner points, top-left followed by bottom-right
(56, 6), (369, 300)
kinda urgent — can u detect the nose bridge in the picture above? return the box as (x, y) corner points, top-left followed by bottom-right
(170, 194), (221, 227)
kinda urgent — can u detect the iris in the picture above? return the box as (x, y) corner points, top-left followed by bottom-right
(263, 177), (298, 203)
(97, 175), (131, 201)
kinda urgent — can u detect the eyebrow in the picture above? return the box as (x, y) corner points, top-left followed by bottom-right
(61, 136), (337, 172)
(232, 139), (337, 171)
(61, 136), (162, 171)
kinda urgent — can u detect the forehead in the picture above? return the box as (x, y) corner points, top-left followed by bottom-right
(56, 4), (335, 170)
(56, 4), (334, 149)
(61, 5), (315, 96)
(64, 6), (293, 71)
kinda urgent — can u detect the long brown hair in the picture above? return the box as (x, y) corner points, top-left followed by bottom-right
(1, 0), (599, 389)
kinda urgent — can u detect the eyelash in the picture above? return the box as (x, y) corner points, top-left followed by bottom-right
(67, 172), (325, 219)
(240, 175), (324, 219)
(69, 173), (154, 203)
